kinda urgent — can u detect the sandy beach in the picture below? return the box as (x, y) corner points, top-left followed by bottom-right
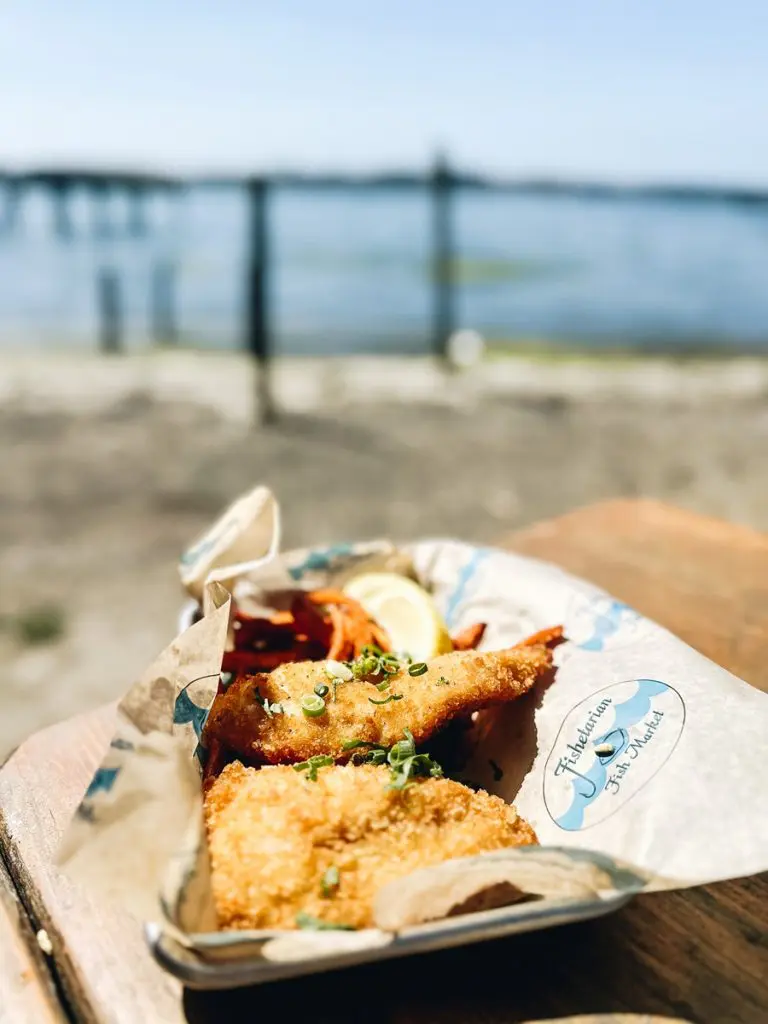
(2, 350), (767, 758)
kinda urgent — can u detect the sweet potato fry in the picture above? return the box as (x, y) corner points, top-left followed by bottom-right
(324, 602), (350, 661)
(305, 588), (358, 607)
(201, 738), (233, 788)
(222, 647), (315, 674)
(369, 620), (391, 651)
(225, 588), (424, 682)
(451, 622), (487, 651)
(307, 589), (391, 658)
(516, 625), (565, 649)
(233, 618), (297, 650)
(290, 594), (334, 648)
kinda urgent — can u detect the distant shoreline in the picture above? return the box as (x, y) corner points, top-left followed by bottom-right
(3, 334), (768, 360)
(3, 168), (768, 207)
(2, 350), (767, 430)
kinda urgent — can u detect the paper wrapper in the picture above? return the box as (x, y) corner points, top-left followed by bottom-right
(58, 486), (768, 984)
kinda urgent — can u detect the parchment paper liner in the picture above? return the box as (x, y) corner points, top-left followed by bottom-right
(58, 485), (768, 969)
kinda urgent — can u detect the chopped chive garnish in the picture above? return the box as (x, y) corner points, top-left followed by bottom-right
(301, 693), (327, 717)
(293, 755), (334, 781)
(254, 687), (283, 718)
(295, 912), (354, 931)
(320, 865), (340, 898)
(368, 694), (404, 705)
(348, 646), (408, 680)
(314, 683), (330, 698)
(375, 679), (391, 692)
(408, 662), (428, 676)
(325, 660), (353, 682)
(435, 676), (450, 686)
(344, 730), (443, 788)
(341, 738), (387, 752)
(385, 728), (443, 790)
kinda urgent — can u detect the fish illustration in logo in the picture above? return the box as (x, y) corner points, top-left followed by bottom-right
(594, 728), (630, 765)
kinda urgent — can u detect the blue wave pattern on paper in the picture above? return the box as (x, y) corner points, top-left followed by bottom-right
(173, 688), (210, 740)
(84, 766), (120, 799)
(555, 679), (670, 830)
(174, 687), (212, 765)
(577, 598), (641, 651)
(443, 547), (492, 628)
(287, 543), (355, 581)
(610, 678), (669, 727)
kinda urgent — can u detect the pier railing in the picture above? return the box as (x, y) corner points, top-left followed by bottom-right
(0, 159), (464, 420)
(4, 163), (768, 421)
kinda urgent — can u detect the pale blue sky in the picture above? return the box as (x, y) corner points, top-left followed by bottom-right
(2, 0), (767, 186)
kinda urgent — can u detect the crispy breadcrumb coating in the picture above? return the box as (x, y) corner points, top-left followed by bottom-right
(205, 761), (537, 931)
(203, 645), (552, 765)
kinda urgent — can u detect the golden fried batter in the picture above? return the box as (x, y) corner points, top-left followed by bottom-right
(205, 761), (537, 931)
(204, 645), (552, 765)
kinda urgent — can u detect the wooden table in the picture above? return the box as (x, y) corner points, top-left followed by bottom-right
(2, 499), (767, 1024)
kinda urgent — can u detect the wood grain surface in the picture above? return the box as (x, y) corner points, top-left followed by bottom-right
(0, 703), (182, 1024)
(504, 498), (768, 694)
(0, 855), (64, 1024)
(3, 499), (768, 1024)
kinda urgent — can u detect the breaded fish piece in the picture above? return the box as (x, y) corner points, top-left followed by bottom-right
(205, 761), (537, 931)
(204, 644), (552, 765)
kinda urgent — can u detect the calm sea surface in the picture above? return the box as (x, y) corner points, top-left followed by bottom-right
(2, 185), (768, 354)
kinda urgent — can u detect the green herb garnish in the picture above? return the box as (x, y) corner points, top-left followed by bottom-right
(301, 693), (327, 718)
(314, 683), (330, 698)
(341, 738), (387, 752)
(295, 912), (354, 931)
(320, 865), (340, 898)
(386, 728), (443, 790)
(375, 679), (391, 692)
(368, 694), (404, 706)
(435, 676), (450, 686)
(408, 662), (428, 676)
(254, 687), (284, 718)
(348, 645), (406, 680)
(342, 732), (442, 784)
(349, 646), (382, 678)
(293, 755), (334, 781)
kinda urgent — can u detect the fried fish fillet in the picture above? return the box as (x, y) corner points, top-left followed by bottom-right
(204, 644), (552, 765)
(205, 761), (537, 931)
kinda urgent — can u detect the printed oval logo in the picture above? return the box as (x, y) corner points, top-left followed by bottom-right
(543, 679), (685, 831)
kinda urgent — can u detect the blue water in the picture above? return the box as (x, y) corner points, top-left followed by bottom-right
(2, 184), (768, 354)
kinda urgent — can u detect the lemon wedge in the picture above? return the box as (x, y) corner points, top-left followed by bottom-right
(343, 572), (453, 661)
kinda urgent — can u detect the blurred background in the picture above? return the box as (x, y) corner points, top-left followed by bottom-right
(1, 0), (767, 755)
